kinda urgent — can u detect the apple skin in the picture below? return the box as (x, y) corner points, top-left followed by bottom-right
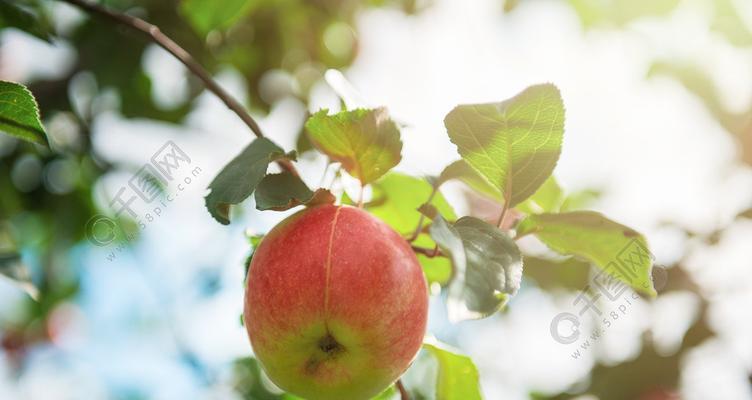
(244, 204), (428, 400)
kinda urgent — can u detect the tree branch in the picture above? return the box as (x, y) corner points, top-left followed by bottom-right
(60, 0), (297, 175)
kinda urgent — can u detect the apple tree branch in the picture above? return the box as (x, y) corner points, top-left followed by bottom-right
(58, 0), (298, 175)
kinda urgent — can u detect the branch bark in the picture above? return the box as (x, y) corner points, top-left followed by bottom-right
(60, 0), (297, 175)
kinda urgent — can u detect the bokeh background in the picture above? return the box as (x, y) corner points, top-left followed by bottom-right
(2, 0), (752, 398)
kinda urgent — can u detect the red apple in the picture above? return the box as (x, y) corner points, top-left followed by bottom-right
(244, 204), (428, 399)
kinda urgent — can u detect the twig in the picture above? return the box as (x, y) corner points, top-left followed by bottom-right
(59, 0), (297, 175)
(396, 379), (410, 400)
(411, 245), (443, 258)
(408, 185), (438, 242)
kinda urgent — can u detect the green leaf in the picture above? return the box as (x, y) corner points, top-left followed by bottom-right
(254, 172), (311, 211)
(517, 211), (656, 296)
(430, 216), (522, 322)
(516, 176), (564, 214)
(305, 108), (402, 185)
(295, 123), (315, 154)
(444, 83), (564, 208)
(0, 0), (53, 42)
(0, 81), (48, 146)
(560, 188), (601, 212)
(428, 216), (465, 291)
(440, 158), (592, 215)
(180, 0), (260, 36)
(436, 160), (503, 202)
(523, 256), (591, 292)
(368, 172), (456, 235)
(254, 172), (335, 211)
(452, 217), (523, 319)
(205, 138), (294, 225)
(423, 339), (482, 400)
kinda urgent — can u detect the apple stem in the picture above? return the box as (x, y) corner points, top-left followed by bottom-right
(396, 379), (410, 400)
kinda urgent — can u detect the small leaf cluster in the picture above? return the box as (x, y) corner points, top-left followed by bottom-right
(209, 83), (656, 319)
(203, 138), (335, 225)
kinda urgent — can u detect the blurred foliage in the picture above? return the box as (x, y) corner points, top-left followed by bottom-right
(0, 222), (38, 300)
(649, 60), (752, 165)
(542, 266), (712, 400)
(0, 0), (53, 42)
(566, 0), (680, 28)
(711, 0), (752, 46)
(639, 6), (752, 307)
(523, 255), (591, 292)
(0, 0), (427, 389)
(180, 0), (260, 37)
(507, 0), (752, 48)
(481, 0), (750, 383)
